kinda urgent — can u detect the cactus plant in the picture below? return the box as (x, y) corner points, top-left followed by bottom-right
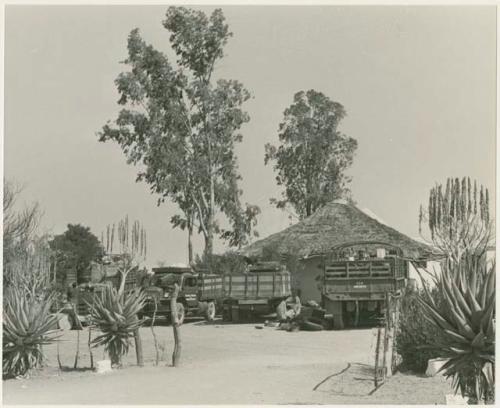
(417, 262), (495, 403)
(419, 177), (492, 267)
(3, 287), (60, 378)
(87, 285), (145, 367)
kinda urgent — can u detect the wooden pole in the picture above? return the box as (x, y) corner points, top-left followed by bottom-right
(88, 326), (94, 369)
(118, 267), (143, 367)
(132, 288), (144, 367)
(170, 283), (182, 367)
(374, 326), (382, 387)
(150, 299), (160, 366)
(56, 335), (63, 371)
(74, 329), (80, 369)
(133, 326), (144, 367)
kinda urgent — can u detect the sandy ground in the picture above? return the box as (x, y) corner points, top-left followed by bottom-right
(3, 318), (453, 405)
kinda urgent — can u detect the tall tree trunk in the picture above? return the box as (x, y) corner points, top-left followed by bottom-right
(206, 144), (215, 256)
(187, 222), (193, 265)
(170, 283), (182, 367)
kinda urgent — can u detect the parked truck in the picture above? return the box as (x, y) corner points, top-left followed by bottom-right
(139, 266), (223, 324)
(321, 242), (408, 329)
(221, 261), (292, 322)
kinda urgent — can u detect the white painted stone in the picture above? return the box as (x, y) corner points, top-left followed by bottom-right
(445, 394), (468, 405)
(57, 313), (72, 330)
(425, 358), (448, 377)
(95, 360), (112, 374)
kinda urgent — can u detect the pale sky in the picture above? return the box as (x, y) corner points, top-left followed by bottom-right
(5, 5), (496, 266)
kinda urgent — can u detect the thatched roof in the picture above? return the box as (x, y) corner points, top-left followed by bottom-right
(240, 200), (433, 260)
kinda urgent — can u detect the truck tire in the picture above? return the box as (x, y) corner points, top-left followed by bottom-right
(222, 305), (231, 322)
(333, 313), (345, 330)
(300, 320), (323, 331)
(205, 301), (216, 322)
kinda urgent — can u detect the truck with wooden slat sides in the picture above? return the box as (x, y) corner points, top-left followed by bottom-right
(321, 242), (408, 329)
(221, 261), (292, 322)
(139, 266), (223, 324)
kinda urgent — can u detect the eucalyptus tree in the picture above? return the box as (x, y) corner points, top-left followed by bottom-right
(265, 89), (357, 219)
(99, 7), (259, 260)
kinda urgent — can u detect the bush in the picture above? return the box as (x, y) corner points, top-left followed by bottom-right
(193, 251), (248, 275)
(3, 287), (59, 378)
(396, 286), (446, 373)
(87, 286), (145, 367)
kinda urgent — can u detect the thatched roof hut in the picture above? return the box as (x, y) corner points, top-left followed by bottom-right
(241, 200), (433, 260)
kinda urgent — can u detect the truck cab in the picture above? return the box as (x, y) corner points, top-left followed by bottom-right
(140, 266), (222, 324)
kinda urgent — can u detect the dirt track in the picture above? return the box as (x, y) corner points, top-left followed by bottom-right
(3, 319), (452, 405)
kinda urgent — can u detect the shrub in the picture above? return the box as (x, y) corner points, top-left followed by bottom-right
(194, 251), (248, 275)
(396, 286), (446, 373)
(3, 287), (59, 378)
(87, 285), (145, 367)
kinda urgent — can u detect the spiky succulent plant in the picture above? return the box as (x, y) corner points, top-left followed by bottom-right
(3, 288), (60, 378)
(87, 285), (145, 366)
(417, 262), (495, 403)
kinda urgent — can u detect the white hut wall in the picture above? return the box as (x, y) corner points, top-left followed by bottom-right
(408, 260), (442, 289)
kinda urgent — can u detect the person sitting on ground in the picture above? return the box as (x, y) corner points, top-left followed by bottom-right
(285, 290), (302, 318)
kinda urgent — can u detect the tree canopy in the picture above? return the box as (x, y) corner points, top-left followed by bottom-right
(265, 89), (357, 219)
(98, 7), (259, 261)
(49, 224), (104, 284)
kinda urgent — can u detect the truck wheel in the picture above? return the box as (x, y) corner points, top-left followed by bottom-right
(222, 305), (231, 322)
(205, 301), (216, 322)
(333, 313), (345, 330)
(300, 320), (323, 331)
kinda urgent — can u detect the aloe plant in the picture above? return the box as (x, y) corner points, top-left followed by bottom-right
(87, 285), (145, 367)
(417, 262), (495, 403)
(3, 287), (60, 378)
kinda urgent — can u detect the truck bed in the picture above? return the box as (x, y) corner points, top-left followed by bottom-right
(323, 257), (408, 300)
(199, 274), (223, 301)
(223, 271), (290, 300)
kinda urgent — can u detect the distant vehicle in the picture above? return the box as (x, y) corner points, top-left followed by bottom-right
(62, 282), (110, 328)
(221, 261), (292, 322)
(321, 242), (408, 329)
(139, 266), (223, 324)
